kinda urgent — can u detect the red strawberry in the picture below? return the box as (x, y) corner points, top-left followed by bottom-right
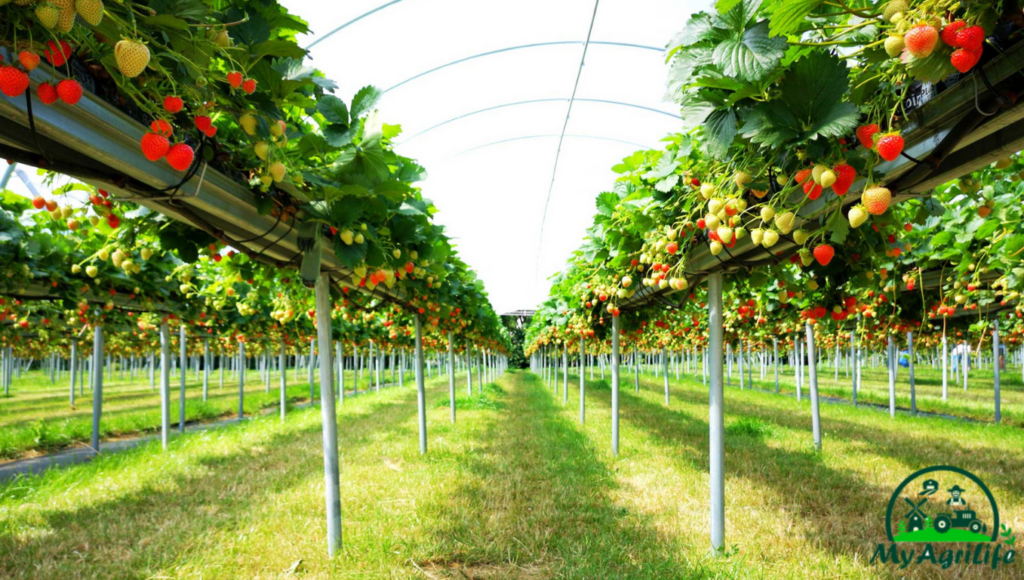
(56, 79), (82, 104)
(18, 51), (41, 71)
(803, 179), (823, 200)
(831, 163), (856, 196)
(941, 20), (965, 47)
(194, 115), (212, 132)
(876, 133), (904, 162)
(0, 66), (30, 97)
(955, 25), (984, 53)
(37, 82), (59, 105)
(204, 126), (217, 138)
(226, 71), (243, 89)
(856, 124), (879, 149)
(43, 40), (72, 67)
(795, 168), (812, 184)
(107, 214), (120, 228)
(166, 143), (194, 171)
(150, 119), (172, 137)
(904, 24), (938, 58)
(241, 79), (256, 94)
(140, 132), (170, 161)
(951, 48), (981, 73)
(163, 95), (183, 113)
(813, 244), (834, 266)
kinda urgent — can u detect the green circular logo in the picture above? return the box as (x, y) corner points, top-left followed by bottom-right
(885, 465), (999, 543)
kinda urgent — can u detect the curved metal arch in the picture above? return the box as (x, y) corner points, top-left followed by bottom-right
(385, 41), (662, 93)
(446, 133), (649, 160)
(401, 98), (679, 144)
(305, 0), (408, 50)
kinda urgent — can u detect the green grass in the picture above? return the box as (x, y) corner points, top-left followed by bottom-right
(1, 369), (1022, 578)
(677, 357), (1024, 426)
(895, 527), (991, 543)
(0, 367), (399, 460)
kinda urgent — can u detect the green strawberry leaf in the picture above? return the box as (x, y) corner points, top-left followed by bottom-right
(703, 108), (737, 159)
(712, 20), (787, 82)
(768, 0), (824, 37)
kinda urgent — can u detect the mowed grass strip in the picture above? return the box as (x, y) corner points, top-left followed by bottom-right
(0, 369), (392, 460)
(556, 370), (1024, 580)
(2, 369), (1022, 579)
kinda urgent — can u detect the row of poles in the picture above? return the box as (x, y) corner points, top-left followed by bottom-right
(3, 326), (480, 405)
(533, 320), (1007, 425)
(526, 273), (1011, 553)
(0, 274), (507, 557)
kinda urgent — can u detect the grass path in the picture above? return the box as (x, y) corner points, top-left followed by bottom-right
(0, 370), (396, 460)
(1, 370), (1022, 579)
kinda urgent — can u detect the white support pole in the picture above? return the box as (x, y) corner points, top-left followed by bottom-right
(795, 334), (802, 401)
(179, 326), (187, 433)
(342, 344), (350, 401)
(907, 331), (916, 415)
(203, 338), (210, 402)
(69, 339), (76, 407)
(159, 322), (170, 450)
(314, 273), (341, 556)
(579, 337), (586, 424)
(773, 337), (779, 393)
(309, 338), (316, 402)
(611, 314), (620, 456)
(280, 341), (287, 421)
(238, 341), (245, 420)
(466, 344), (473, 396)
(993, 321), (1002, 424)
(414, 314), (427, 454)
(834, 342), (839, 382)
(563, 345), (568, 404)
(738, 340), (745, 390)
(447, 332), (455, 424)
(806, 322), (821, 451)
(663, 346), (669, 405)
(851, 328), (858, 405)
(941, 330), (948, 401)
(707, 272), (725, 554)
(91, 325), (104, 453)
(887, 334), (896, 418)
(963, 340), (969, 391)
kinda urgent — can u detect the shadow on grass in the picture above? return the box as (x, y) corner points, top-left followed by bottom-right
(0, 388), (423, 579)
(419, 371), (706, 579)
(553, 373), (929, 573)
(654, 377), (1024, 505)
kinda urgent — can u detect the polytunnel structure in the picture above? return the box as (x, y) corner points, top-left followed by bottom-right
(1, 0), (1024, 578)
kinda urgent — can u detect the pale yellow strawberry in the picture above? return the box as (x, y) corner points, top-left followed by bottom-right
(114, 39), (150, 78)
(75, 0), (103, 26)
(269, 162), (286, 183)
(848, 205), (869, 228)
(239, 113), (258, 136)
(56, 5), (76, 32)
(774, 211), (795, 234)
(35, 2), (60, 28)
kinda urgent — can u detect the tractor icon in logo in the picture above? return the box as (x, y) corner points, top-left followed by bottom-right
(933, 485), (987, 535)
(886, 466), (1000, 543)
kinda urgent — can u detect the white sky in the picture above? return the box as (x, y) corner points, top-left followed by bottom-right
(286, 0), (708, 314)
